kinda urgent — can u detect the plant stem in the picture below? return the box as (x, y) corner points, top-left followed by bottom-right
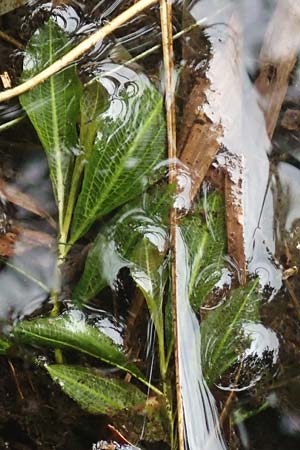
(0, 0), (159, 103)
(60, 156), (85, 260)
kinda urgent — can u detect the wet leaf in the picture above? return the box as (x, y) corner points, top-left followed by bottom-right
(201, 279), (261, 385)
(0, 179), (56, 228)
(80, 80), (109, 156)
(13, 313), (140, 378)
(72, 184), (173, 306)
(19, 20), (82, 227)
(0, 337), (11, 354)
(47, 364), (146, 415)
(130, 237), (168, 355)
(181, 191), (227, 310)
(70, 71), (166, 243)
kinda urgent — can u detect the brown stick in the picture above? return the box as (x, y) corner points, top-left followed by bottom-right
(255, 0), (300, 138)
(0, 0), (158, 103)
(160, 1), (184, 449)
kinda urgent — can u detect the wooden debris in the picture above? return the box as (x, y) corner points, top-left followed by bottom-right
(178, 76), (223, 202)
(255, 0), (300, 138)
(0, 31), (24, 50)
(224, 154), (246, 285)
(0, 178), (56, 228)
(178, 13), (247, 279)
(281, 109), (300, 131)
(0, 71), (12, 89)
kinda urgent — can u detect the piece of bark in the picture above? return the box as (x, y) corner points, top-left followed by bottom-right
(224, 155), (246, 285)
(178, 12), (247, 278)
(255, 0), (300, 138)
(178, 76), (223, 202)
(0, 178), (56, 228)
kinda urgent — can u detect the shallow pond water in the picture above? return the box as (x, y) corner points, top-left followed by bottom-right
(0, 1), (300, 449)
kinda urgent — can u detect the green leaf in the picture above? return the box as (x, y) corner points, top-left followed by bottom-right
(181, 191), (227, 310)
(80, 80), (109, 156)
(201, 279), (261, 385)
(19, 19), (82, 229)
(47, 364), (145, 415)
(70, 68), (166, 243)
(13, 312), (139, 377)
(0, 337), (11, 354)
(72, 184), (173, 306)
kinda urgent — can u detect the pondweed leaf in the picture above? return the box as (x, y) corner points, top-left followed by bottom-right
(20, 19), (82, 228)
(47, 364), (146, 415)
(70, 67), (166, 244)
(80, 80), (109, 156)
(201, 279), (261, 385)
(181, 191), (227, 310)
(130, 237), (168, 332)
(72, 184), (173, 306)
(13, 312), (140, 378)
(0, 337), (11, 354)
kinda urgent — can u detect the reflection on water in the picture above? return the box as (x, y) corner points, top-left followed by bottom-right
(0, 0), (300, 448)
(176, 225), (226, 450)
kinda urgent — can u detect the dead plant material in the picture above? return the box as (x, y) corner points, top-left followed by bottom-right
(160, 1), (184, 449)
(0, 0), (159, 103)
(224, 155), (246, 285)
(12, 226), (55, 249)
(178, 75), (223, 201)
(0, 71), (12, 89)
(281, 109), (300, 131)
(255, 0), (300, 138)
(0, 178), (56, 228)
(0, 31), (24, 50)
(8, 359), (24, 401)
(178, 14), (247, 280)
(0, 225), (54, 257)
(0, 232), (15, 257)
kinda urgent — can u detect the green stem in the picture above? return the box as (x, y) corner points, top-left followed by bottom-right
(60, 156), (85, 260)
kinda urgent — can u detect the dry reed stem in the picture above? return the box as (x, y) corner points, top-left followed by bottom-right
(160, 1), (184, 450)
(0, 0), (158, 103)
(0, 30), (24, 49)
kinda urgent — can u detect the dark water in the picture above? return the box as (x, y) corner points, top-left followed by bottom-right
(0, 1), (300, 449)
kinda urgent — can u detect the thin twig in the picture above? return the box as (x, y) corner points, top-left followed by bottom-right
(8, 359), (24, 401)
(0, 31), (24, 49)
(160, 1), (183, 449)
(0, 0), (158, 103)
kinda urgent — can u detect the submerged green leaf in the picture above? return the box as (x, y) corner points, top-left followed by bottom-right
(47, 364), (145, 414)
(20, 19), (82, 227)
(0, 337), (11, 354)
(201, 279), (261, 385)
(70, 68), (166, 243)
(72, 184), (173, 306)
(79, 80), (109, 156)
(13, 312), (139, 377)
(181, 191), (227, 310)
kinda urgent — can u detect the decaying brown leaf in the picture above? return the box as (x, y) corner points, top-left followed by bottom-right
(0, 225), (54, 257)
(0, 178), (56, 228)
